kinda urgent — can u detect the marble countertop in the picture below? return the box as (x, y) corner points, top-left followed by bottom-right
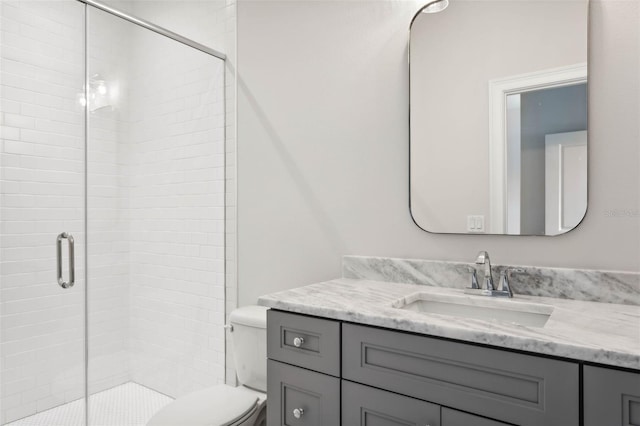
(258, 278), (640, 370)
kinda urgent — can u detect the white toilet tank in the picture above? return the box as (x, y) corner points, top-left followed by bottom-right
(230, 305), (268, 392)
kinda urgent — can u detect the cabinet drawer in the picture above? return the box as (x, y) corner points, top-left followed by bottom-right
(442, 408), (509, 426)
(267, 360), (340, 426)
(267, 310), (340, 376)
(342, 380), (440, 426)
(584, 365), (640, 426)
(343, 323), (579, 426)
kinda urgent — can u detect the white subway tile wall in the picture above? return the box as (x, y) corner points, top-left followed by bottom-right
(1, 1), (227, 423)
(122, 12), (226, 398)
(105, 0), (239, 388)
(1, 1), (87, 424)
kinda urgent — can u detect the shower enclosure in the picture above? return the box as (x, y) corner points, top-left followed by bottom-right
(0, 1), (226, 424)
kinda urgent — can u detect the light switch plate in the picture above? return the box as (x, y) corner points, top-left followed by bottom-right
(467, 215), (485, 232)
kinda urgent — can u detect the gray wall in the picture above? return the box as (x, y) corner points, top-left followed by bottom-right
(237, 0), (640, 305)
(520, 83), (588, 234)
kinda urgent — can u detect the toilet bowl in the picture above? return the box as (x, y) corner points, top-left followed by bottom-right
(146, 306), (269, 426)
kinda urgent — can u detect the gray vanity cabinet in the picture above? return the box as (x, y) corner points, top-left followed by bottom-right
(266, 310), (582, 426)
(584, 365), (640, 425)
(342, 380), (440, 426)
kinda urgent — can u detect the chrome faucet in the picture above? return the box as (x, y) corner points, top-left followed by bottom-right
(475, 251), (494, 291)
(465, 251), (517, 298)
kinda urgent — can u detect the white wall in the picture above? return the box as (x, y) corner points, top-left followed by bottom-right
(237, 0), (640, 306)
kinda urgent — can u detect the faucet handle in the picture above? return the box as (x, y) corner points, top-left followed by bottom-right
(498, 268), (525, 297)
(467, 267), (479, 289)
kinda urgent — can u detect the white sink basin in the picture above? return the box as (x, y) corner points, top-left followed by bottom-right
(392, 292), (554, 328)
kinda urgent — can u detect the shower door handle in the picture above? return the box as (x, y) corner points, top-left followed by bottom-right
(56, 232), (75, 289)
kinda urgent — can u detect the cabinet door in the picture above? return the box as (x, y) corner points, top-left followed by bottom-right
(267, 360), (340, 426)
(584, 365), (640, 426)
(442, 408), (510, 426)
(342, 380), (440, 426)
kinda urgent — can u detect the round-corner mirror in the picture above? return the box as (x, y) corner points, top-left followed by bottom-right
(409, 0), (589, 236)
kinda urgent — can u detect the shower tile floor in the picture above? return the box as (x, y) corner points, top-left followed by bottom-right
(6, 383), (173, 426)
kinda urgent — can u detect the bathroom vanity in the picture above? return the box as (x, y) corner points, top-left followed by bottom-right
(259, 276), (640, 426)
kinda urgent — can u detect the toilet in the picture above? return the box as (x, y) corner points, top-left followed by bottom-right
(147, 305), (269, 426)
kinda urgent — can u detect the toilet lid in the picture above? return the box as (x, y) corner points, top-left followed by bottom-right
(147, 385), (259, 426)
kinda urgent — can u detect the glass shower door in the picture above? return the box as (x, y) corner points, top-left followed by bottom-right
(86, 5), (225, 425)
(0, 1), (87, 425)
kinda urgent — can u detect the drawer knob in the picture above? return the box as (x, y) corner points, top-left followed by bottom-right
(293, 336), (305, 347)
(293, 408), (304, 419)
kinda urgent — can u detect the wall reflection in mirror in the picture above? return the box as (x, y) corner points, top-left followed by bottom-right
(409, 0), (588, 235)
